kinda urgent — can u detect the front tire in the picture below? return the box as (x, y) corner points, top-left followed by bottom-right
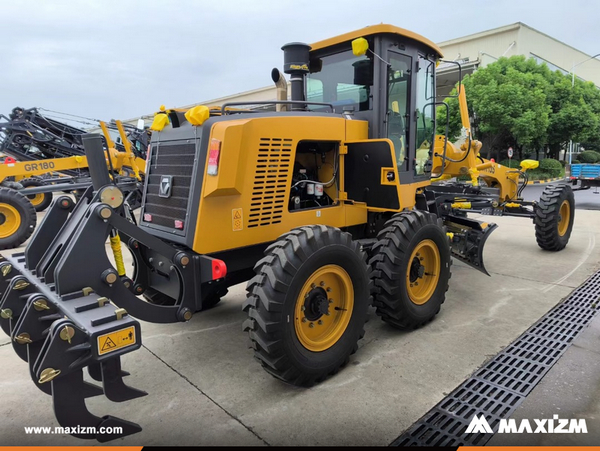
(369, 210), (451, 330)
(0, 188), (36, 250)
(19, 178), (53, 212)
(534, 184), (574, 251)
(243, 225), (371, 386)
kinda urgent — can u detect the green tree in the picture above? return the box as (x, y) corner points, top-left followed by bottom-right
(438, 55), (600, 161)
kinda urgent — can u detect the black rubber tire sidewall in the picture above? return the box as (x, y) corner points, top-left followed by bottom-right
(395, 223), (451, 324)
(535, 184), (575, 251)
(0, 188), (37, 250)
(20, 178), (53, 212)
(280, 242), (370, 377)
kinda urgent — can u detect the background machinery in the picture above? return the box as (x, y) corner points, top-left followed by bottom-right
(0, 109), (147, 248)
(0, 24), (574, 440)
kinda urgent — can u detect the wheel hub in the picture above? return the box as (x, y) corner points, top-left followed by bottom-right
(294, 265), (354, 352)
(409, 256), (426, 282)
(0, 214), (5, 227)
(406, 241), (441, 305)
(304, 287), (329, 321)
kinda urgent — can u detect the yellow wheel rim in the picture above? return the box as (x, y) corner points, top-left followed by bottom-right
(0, 203), (21, 239)
(406, 239), (441, 305)
(557, 200), (570, 237)
(294, 264), (354, 352)
(27, 193), (45, 207)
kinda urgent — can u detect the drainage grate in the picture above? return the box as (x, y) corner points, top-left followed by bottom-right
(392, 268), (600, 446)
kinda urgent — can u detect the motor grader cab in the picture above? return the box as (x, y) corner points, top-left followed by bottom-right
(0, 24), (574, 441)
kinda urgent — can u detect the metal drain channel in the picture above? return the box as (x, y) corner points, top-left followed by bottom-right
(392, 268), (600, 447)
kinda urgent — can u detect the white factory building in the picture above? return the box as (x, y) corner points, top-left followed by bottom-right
(123, 22), (599, 127)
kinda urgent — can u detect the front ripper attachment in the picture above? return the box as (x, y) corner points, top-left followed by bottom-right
(444, 214), (498, 276)
(1, 253), (147, 441)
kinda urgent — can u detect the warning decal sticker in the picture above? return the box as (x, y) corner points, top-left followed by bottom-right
(232, 208), (243, 231)
(97, 326), (136, 356)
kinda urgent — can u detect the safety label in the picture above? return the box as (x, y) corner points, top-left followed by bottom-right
(232, 208), (243, 231)
(97, 326), (136, 356)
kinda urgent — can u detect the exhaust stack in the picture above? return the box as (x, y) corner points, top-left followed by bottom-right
(281, 42), (311, 111)
(271, 68), (288, 112)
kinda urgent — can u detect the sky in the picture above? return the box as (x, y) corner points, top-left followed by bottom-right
(1, 0), (599, 127)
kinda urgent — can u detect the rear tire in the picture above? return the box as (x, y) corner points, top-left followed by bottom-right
(243, 225), (371, 386)
(369, 210), (451, 330)
(535, 184), (574, 251)
(19, 178), (53, 212)
(0, 188), (36, 250)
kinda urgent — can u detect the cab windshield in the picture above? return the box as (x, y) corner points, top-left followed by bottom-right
(307, 47), (374, 113)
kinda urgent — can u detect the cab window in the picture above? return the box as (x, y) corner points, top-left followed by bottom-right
(307, 48), (374, 113)
(386, 52), (411, 171)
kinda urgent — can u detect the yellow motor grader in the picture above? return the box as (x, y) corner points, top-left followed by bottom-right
(0, 24), (573, 441)
(0, 119), (146, 249)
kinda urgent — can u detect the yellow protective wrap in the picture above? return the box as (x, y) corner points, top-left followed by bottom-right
(351, 37), (369, 56)
(520, 159), (539, 171)
(451, 202), (472, 209)
(150, 113), (169, 131)
(185, 105), (210, 126)
(109, 234), (126, 276)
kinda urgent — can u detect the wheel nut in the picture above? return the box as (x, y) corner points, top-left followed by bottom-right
(318, 320), (323, 325)
(309, 322), (314, 328)
(328, 298), (333, 304)
(302, 317), (307, 323)
(415, 282), (419, 286)
(320, 281), (325, 287)
(326, 287), (332, 292)
(301, 306), (305, 311)
(311, 283), (316, 289)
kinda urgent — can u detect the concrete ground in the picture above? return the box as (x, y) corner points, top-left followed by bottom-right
(1, 187), (599, 446)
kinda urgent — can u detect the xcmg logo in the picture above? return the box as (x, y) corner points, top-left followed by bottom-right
(466, 414), (588, 434)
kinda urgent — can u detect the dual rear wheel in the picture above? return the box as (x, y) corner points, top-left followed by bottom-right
(243, 213), (451, 386)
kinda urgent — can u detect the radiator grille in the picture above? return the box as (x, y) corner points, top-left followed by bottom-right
(248, 138), (293, 228)
(143, 141), (196, 231)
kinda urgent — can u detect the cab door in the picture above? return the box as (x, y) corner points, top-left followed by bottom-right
(385, 50), (436, 184)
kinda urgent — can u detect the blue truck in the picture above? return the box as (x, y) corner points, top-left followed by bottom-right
(570, 163), (600, 190)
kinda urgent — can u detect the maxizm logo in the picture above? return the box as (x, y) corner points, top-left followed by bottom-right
(466, 414), (588, 434)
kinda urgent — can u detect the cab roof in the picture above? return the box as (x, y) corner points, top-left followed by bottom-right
(310, 24), (444, 58)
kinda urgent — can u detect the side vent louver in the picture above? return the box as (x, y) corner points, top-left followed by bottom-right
(248, 138), (293, 228)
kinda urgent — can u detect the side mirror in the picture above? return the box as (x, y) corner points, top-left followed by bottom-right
(351, 37), (368, 56)
(136, 118), (145, 130)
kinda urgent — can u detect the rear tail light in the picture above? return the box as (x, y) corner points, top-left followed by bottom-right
(174, 220), (184, 230)
(212, 259), (227, 280)
(143, 213), (152, 222)
(207, 139), (221, 176)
